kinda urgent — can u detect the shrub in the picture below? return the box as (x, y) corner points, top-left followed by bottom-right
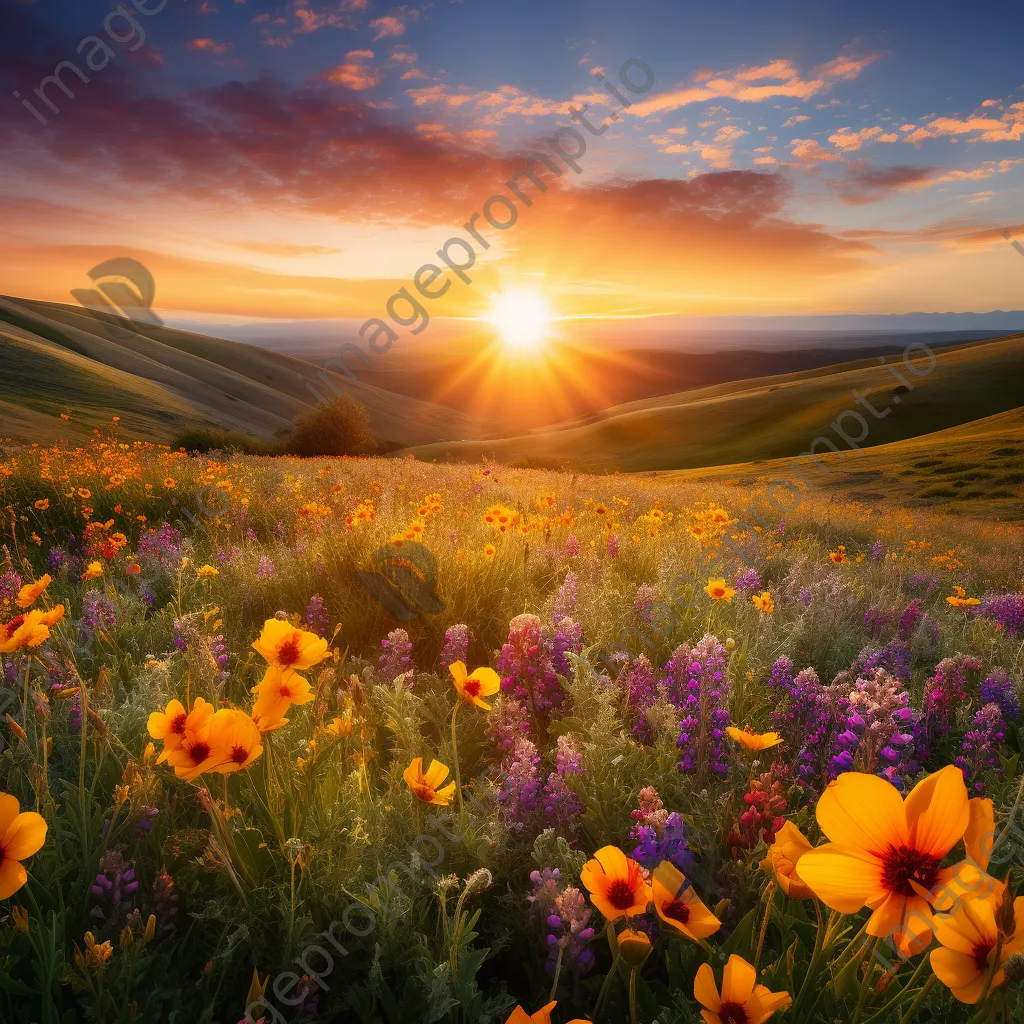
(282, 396), (376, 457)
(171, 427), (275, 455)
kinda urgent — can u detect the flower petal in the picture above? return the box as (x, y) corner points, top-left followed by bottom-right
(795, 844), (884, 912)
(2, 811), (46, 860)
(905, 765), (970, 859)
(816, 773), (908, 853)
(721, 954), (757, 1004)
(693, 962), (721, 1012)
(0, 857), (27, 899)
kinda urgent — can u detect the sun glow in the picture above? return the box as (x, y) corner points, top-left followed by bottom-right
(484, 290), (553, 352)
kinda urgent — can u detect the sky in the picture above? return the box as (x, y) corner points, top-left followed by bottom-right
(3, 0), (1024, 331)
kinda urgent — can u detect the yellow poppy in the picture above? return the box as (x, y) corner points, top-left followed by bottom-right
(403, 757), (456, 806)
(797, 765), (971, 957)
(0, 610), (52, 653)
(930, 889), (1024, 1003)
(207, 709), (263, 774)
(482, 544), (496, 558)
(16, 575), (51, 608)
(761, 821), (815, 900)
(751, 591), (774, 614)
(81, 561), (103, 581)
(0, 792), (48, 899)
(651, 861), (721, 941)
(449, 661), (501, 710)
(165, 728), (226, 781)
(705, 578), (736, 603)
(725, 726), (783, 753)
(324, 713), (353, 739)
(503, 1002), (589, 1024)
(147, 697), (214, 763)
(34, 499), (49, 511)
(252, 619), (329, 673)
(196, 565), (219, 579)
(251, 666), (313, 730)
(694, 954), (791, 1024)
(580, 846), (651, 922)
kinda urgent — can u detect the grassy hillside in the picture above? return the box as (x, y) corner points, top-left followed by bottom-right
(400, 333), (1024, 472)
(0, 295), (493, 447)
(657, 405), (1024, 521)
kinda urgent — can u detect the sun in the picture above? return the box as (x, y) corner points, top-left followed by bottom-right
(484, 290), (553, 353)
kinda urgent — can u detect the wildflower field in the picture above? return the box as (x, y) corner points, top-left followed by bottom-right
(1, 434), (1024, 1024)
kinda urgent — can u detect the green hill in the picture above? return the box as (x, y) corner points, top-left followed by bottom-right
(399, 333), (1024, 472)
(0, 295), (493, 448)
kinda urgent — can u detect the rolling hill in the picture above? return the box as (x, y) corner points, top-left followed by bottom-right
(398, 333), (1024, 473)
(0, 295), (493, 448)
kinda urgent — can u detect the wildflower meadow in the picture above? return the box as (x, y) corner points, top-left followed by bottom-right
(1, 433), (1023, 1024)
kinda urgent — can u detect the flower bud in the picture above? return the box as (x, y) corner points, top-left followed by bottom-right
(617, 927), (652, 968)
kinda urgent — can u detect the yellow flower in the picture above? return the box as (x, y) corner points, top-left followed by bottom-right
(704, 578), (736, 603)
(751, 591), (774, 614)
(580, 846), (651, 922)
(163, 478), (176, 489)
(324, 713), (353, 739)
(449, 661), (501, 710)
(81, 561), (103, 581)
(252, 619), (329, 673)
(0, 793), (48, 899)
(251, 666), (313, 731)
(403, 757), (456, 806)
(694, 954), (791, 1024)
(651, 861), (721, 942)
(147, 697), (214, 763)
(482, 544), (496, 558)
(33, 499), (49, 511)
(829, 548), (846, 564)
(797, 765), (971, 957)
(930, 888), (1024, 1003)
(196, 564), (219, 579)
(725, 726), (783, 753)
(761, 821), (815, 900)
(0, 610), (53, 653)
(207, 708), (263, 774)
(503, 1002), (589, 1024)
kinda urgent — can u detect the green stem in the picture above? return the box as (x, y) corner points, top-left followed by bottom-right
(898, 975), (936, 1024)
(592, 952), (622, 1023)
(548, 944), (564, 1002)
(754, 883), (775, 970)
(450, 702), (464, 827)
(628, 965), (639, 1024)
(851, 937), (880, 1024)
(791, 898), (825, 1018)
(862, 956), (929, 1024)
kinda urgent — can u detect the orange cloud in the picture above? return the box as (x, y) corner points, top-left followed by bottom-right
(828, 126), (883, 151)
(790, 138), (844, 162)
(904, 104), (1024, 144)
(322, 52), (380, 90)
(370, 15), (406, 39)
(187, 38), (231, 54)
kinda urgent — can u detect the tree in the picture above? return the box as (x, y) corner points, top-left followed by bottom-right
(284, 396), (376, 457)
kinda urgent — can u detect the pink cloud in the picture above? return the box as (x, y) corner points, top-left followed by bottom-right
(790, 138), (844, 162)
(782, 114), (810, 127)
(323, 55), (380, 90)
(815, 50), (885, 80)
(904, 106), (1024, 144)
(828, 126), (883, 152)
(187, 38), (231, 54)
(370, 15), (406, 39)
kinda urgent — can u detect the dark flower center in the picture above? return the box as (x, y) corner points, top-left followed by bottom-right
(718, 1002), (749, 1024)
(3, 616), (25, 639)
(277, 638), (301, 666)
(278, 685), (293, 698)
(171, 713), (188, 734)
(880, 844), (941, 897)
(230, 745), (249, 764)
(971, 940), (994, 972)
(662, 899), (691, 924)
(189, 742), (211, 764)
(606, 879), (637, 911)
(463, 679), (481, 697)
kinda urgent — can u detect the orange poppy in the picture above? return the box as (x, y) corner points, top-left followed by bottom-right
(761, 821), (815, 900)
(16, 575), (51, 608)
(694, 954), (791, 1024)
(252, 619), (329, 673)
(403, 757), (456, 806)
(580, 846), (651, 922)
(651, 861), (721, 941)
(0, 793), (48, 899)
(449, 661), (501, 710)
(725, 726), (783, 753)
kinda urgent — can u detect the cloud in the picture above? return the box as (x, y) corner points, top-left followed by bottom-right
(790, 138), (844, 163)
(187, 38), (232, 54)
(370, 11), (415, 39)
(232, 241), (345, 256)
(322, 51), (379, 90)
(782, 114), (810, 127)
(293, 0), (366, 33)
(903, 103), (1024, 144)
(828, 126), (883, 152)
(627, 49), (881, 118)
(835, 164), (939, 204)
(404, 82), (607, 122)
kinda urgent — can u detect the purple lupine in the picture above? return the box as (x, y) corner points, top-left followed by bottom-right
(830, 668), (917, 788)
(798, 587), (812, 607)
(304, 594), (329, 636)
(496, 736), (542, 830)
(956, 703), (1007, 794)
(633, 584), (656, 625)
(621, 654), (658, 745)
(91, 851), (140, 931)
(897, 599), (924, 641)
(314, 552), (327, 577)
(485, 696), (531, 755)
(81, 591), (116, 638)
(864, 606), (892, 639)
(215, 544), (240, 564)
(564, 534), (581, 558)
(540, 736), (585, 832)
(921, 655), (982, 744)
(440, 623), (471, 671)
(852, 640), (912, 684)
(549, 617), (583, 679)
(978, 593), (1024, 635)
(670, 634), (731, 784)
(497, 613), (565, 723)
(378, 628), (413, 684)
(136, 522), (183, 574)
(606, 533), (620, 558)
(256, 555), (276, 579)
(0, 572), (22, 607)
(735, 568), (762, 593)
(134, 806), (159, 839)
(871, 540), (884, 560)
(631, 811), (694, 875)
(528, 869), (596, 980)
(552, 571), (578, 623)
(980, 669), (1020, 722)
(207, 632), (230, 684)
